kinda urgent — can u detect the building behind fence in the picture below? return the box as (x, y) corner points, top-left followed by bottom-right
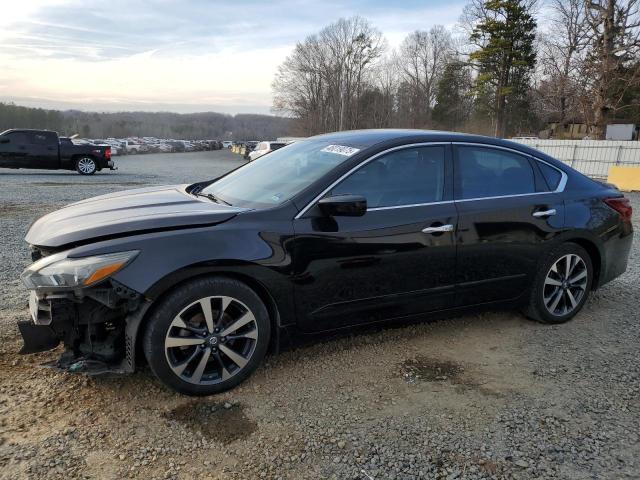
(511, 139), (640, 179)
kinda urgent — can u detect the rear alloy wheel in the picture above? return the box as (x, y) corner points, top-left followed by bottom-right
(143, 277), (270, 395)
(543, 254), (588, 317)
(76, 157), (97, 175)
(524, 243), (593, 324)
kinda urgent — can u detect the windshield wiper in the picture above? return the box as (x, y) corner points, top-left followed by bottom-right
(195, 192), (232, 206)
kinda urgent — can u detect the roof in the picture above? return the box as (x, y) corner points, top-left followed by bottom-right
(303, 129), (569, 171)
(1, 128), (56, 135)
(308, 129), (535, 152)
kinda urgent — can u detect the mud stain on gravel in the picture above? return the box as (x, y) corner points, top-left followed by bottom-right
(399, 356), (506, 398)
(164, 402), (257, 444)
(400, 356), (464, 383)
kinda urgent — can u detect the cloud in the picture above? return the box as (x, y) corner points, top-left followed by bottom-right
(0, 0), (466, 113)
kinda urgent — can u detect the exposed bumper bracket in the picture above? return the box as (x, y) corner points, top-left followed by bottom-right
(17, 321), (60, 354)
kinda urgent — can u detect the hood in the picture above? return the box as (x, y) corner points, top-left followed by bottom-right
(26, 185), (247, 248)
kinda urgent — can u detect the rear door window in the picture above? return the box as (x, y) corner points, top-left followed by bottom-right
(455, 146), (535, 200)
(25, 132), (56, 145)
(29, 133), (48, 145)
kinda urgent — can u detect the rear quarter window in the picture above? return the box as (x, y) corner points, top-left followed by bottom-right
(538, 162), (562, 190)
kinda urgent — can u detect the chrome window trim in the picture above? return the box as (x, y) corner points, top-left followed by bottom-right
(368, 200), (455, 211)
(294, 142), (451, 219)
(294, 140), (568, 219)
(455, 191), (556, 203)
(451, 142), (568, 195)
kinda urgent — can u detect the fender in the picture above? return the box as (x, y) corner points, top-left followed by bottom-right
(123, 263), (288, 372)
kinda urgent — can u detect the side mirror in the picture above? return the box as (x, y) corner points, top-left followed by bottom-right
(318, 195), (367, 217)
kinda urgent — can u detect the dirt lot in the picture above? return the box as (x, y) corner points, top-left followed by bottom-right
(0, 151), (638, 480)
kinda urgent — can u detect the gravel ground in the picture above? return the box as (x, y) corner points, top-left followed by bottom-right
(0, 151), (638, 480)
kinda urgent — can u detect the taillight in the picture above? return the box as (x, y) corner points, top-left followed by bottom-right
(604, 197), (632, 223)
(104, 147), (111, 160)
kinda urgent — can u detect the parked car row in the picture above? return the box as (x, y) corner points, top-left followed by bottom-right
(230, 140), (289, 160)
(85, 137), (226, 155)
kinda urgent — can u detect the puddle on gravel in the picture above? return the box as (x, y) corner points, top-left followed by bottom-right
(164, 402), (257, 444)
(400, 356), (464, 384)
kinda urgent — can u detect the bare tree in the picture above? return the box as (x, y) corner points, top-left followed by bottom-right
(272, 17), (385, 134)
(273, 35), (328, 133)
(397, 26), (455, 128)
(537, 0), (590, 125)
(364, 54), (400, 127)
(321, 17), (386, 130)
(584, 0), (640, 138)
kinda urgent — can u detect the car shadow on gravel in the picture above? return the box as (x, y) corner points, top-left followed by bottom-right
(280, 308), (517, 361)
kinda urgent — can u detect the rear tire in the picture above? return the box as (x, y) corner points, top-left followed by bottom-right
(143, 276), (271, 396)
(75, 157), (97, 175)
(524, 242), (593, 324)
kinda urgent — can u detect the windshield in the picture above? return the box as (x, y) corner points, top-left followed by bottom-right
(201, 139), (360, 208)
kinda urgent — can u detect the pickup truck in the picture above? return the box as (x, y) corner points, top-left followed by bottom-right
(0, 129), (115, 175)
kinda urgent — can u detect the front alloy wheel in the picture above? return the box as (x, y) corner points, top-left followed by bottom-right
(164, 296), (259, 385)
(143, 277), (270, 395)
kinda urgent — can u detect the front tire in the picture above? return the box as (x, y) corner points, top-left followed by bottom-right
(75, 157), (97, 175)
(143, 277), (271, 395)
(524, 242), (593, 324)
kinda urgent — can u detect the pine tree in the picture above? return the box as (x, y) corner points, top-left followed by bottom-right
(468, 0), (537, 137)
(432, 61), (473, 131)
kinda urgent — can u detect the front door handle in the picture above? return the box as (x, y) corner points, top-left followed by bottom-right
(532, 209), (557, 218)
(422, 224), (454, 234)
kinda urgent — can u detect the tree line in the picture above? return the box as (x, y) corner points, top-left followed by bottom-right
(0, 102), (292, 140)
(272, 0), (640, 139)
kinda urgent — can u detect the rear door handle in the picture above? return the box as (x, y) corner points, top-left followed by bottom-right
(422, 224), (454, 234)
(532, 209), (556, 218)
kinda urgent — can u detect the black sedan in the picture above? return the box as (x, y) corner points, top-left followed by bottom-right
(19, 130), (633, 395)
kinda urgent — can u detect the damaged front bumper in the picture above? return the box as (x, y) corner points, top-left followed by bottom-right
(19, 282), (150, 375)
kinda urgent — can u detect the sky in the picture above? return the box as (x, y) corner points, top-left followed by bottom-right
(0, 0), (467, 115)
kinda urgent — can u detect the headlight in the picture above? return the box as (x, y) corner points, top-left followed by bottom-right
(21, 251), (139, 290)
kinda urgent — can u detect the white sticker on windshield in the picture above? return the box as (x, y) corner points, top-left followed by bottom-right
(321, 144), (360, 156)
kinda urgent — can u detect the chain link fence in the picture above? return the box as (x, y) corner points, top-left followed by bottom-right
(511, 139), (640, 179)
